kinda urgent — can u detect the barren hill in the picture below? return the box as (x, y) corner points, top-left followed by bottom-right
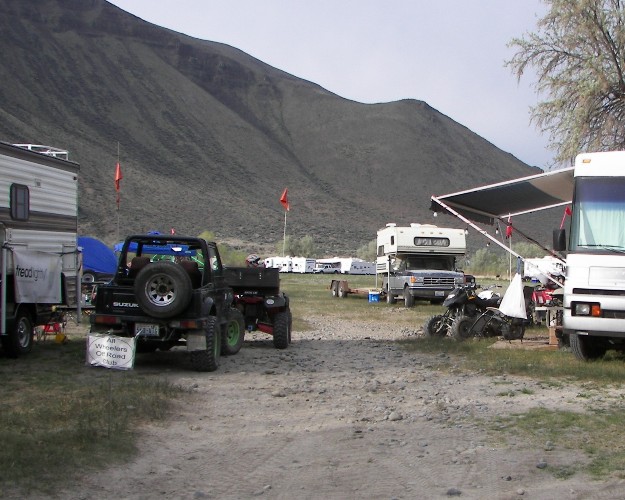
(0, 0), (542, 255)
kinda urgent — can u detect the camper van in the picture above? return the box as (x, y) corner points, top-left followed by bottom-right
(0, 142), (79, 357)
(377, 223), (466, 307)
(554, 151), (625, 361)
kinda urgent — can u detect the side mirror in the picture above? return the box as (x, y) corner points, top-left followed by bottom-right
(553, 229), (566, 252)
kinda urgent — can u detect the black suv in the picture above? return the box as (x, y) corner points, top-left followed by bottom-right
(90, 234), (244, 371)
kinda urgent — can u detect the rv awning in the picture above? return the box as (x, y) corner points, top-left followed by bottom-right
(430, 167), (575, 225)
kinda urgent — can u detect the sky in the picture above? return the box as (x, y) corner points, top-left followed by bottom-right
(108, 0), (553, 168)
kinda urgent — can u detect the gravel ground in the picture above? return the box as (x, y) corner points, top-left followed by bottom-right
(30, 316), (625, 499)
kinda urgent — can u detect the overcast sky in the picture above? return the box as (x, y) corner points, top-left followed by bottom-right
(108, 0), (553, 168)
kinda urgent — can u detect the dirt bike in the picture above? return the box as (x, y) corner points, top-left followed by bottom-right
(423, 283), (501, 338)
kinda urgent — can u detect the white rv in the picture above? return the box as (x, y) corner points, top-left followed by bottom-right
(553, 151), (625, 360)
(291, 257), (316, 274)
(340, 258), (375, 275)
(376, 223), (466, 306)
(0, 142), (79, 357)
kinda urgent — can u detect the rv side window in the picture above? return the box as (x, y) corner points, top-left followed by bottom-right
(10, 184), (29, 221)
(377, 245), (384, 257)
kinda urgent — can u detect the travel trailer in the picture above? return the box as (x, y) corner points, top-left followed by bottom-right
(0, 142), (79, 357)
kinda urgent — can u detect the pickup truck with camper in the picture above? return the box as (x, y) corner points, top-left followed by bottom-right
(89, 234), (244, 371)
(0, 142), (80, 357)
(377, 223), (467, 307)
(553, 151), (625, 361)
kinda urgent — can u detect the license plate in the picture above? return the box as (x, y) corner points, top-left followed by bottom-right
(135, 323), (159, 337)
(435, 291), (445, 297)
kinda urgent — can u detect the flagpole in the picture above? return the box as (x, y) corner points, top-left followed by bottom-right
(116, 142), (120, 242)
(282, 210), (287, 257)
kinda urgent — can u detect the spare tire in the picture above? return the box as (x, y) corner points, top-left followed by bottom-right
(134, 261), (192, 318)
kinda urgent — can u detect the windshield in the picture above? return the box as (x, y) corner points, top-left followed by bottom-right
(570, 177), (625, 252)
(401, 256), (454, 271)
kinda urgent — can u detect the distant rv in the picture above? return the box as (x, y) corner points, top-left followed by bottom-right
(264, 256), (316, 273)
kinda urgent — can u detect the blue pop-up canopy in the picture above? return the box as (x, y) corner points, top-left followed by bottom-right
(78, 236), (117, 274)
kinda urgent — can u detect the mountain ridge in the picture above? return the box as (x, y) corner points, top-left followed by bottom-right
(0, 0), (545, 256)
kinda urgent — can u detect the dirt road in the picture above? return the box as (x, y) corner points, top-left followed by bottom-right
(52, 316), (625, 499)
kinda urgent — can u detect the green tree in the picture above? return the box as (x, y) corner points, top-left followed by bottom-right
(274, 235), (318, 257)
(507, 0), (625, 163)
(356, 239), (377, 261)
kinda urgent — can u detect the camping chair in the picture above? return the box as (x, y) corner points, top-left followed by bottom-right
(36, 308), (67, 343)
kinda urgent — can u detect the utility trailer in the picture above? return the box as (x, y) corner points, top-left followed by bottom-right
(329, 279), (384, 300)
(224, 267), (292, 348)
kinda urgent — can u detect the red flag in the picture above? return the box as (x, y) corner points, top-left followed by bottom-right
(505, 217), (513, 239)
(560, 205), (572, 229)
(115, 162), (123, 192)
(280, 188), (290, 211)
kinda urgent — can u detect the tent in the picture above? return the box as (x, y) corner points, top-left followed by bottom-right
(77, 236), (117, 281)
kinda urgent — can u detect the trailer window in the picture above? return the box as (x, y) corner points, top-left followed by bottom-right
(10, 184), (29, 221)
(413, 237), (450, 247)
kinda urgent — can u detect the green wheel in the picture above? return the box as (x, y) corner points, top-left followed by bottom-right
(221, 308), (245, 355)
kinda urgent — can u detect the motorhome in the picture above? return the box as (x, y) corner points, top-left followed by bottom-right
(291, 257), (316, 274)
(0, 142), (79, 357)
(553, 151), (625, 360)
(377, 223), (466, 306)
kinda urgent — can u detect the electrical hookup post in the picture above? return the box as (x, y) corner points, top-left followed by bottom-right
(280, 188), (290, 256)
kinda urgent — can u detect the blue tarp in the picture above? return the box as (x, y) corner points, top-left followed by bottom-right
(78, 236), (117, 274)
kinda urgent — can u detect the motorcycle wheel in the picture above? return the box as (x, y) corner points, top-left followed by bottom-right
(451, 315), (474, 341)
(423, 315), (447, 337)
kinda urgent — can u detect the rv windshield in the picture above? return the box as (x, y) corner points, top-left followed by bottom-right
(404, 256), (454, 271)
(570, 177), (625, 252)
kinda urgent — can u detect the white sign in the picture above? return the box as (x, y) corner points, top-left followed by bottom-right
(12, 249), (62, 303)
(87, 334), (136, 370)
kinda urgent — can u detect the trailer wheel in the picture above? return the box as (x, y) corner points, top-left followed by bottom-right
(190, 316), (221, 372)
(134, 261), (192, 319)
(403, 287), (415, 308)
(221, 308), (245, 355)
(451, 315), (474, 341)
(570, 334), (607, 361)
(386, 286), (396, 304)
(1, 310), (33, 358)
(424, 315), (447, 337)
(273, 311), (290, 349)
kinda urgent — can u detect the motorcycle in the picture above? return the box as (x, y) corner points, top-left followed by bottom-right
(453, 284), (535, 341)
(423, 283), (501, 338)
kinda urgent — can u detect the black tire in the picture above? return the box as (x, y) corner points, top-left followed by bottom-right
(134, 261), (192, 319)
(221, 308), (245, 355)
(273, 311), (290, 349)
(338, 283), (348, 298)
(424, 315), (447, 337)
(287, 309), (293, 344)
(190, 316), (221, 372)
(404, 287), (415, 308)
(570, 334), (607, 361)
(451, 315), (474, 341)
(386, 286), (396, 304)
(1, 311), (33, 358)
